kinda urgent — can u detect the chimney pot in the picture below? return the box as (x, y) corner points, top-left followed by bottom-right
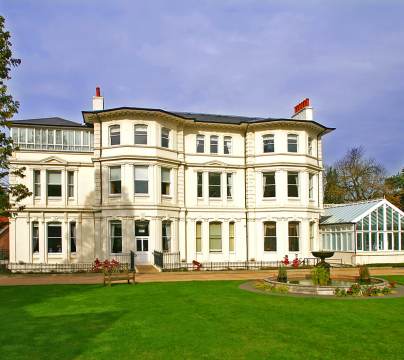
(96, 86), (101, 97)
(292, 98), (313, 121)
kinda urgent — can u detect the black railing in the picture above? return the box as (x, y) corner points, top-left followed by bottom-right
(153, 251), (163, 268)
(153, 251), (181, 269)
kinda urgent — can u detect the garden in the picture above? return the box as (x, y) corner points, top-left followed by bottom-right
(1, 277), (404, 359)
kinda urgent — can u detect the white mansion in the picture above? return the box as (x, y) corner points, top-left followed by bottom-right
(9, 91), (334, 266)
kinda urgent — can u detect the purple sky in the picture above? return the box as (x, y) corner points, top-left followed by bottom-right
(3, 0), (404, 174)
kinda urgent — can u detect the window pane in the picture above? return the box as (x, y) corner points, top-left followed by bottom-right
(197, 172), (203, 197)
(263, 172), (275, 197)
(196, 222), (202, 252)
(110, 167), (121, 181)
(135, 221), (149, 236)
(288, 222), (299, 251)
(161, 128), (170, 148)
(210, 135), (218, 153)
(287, 134), (298, 152)
(196, 135), (205, 153)
(209, 222), (222, 252)
(209, 173), (221, 198)
(110, 221), (122, 253)
(32, 222), (39, 253)
(224, 136), (232, 154)
(110, 125), (120, 146)
(135, 125), (148, 145)
(47, 171), (61, 197)
(47, 223), (62, 253)
(287, 172), (299, 197)
(264, 222), (276, 251)
(229, 222), (235, 252)
(263, 134), (274, 153)
(226, 173), (233, 198)
(378, 206), (384, 231)
(70, 222), (76, 252)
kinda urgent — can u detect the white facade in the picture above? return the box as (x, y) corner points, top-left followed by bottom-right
(9, 96), (334, 265)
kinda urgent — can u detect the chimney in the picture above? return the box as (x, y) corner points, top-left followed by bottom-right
(92, 86), (104, 111)
(291, 98), (313, 121)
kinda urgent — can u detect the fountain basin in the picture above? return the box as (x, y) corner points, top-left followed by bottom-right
(265, 275), (388, 296)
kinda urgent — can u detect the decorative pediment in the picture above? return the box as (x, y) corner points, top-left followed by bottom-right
(203, 161), (228, 167)
(40, 156), (68, 165)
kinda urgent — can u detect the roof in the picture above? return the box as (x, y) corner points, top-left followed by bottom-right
(11, 117), (89, 128)
(82, 106), (335, 132)
(320, 199), (383, 225)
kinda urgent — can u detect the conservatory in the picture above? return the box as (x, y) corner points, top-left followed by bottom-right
(319, 199), (404, 265)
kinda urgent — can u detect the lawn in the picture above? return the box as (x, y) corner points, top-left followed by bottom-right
(1, 280), (404, 360)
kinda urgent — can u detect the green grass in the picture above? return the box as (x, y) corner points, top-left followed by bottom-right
(1, 281), (404, 360)
(379, 275), (404, 285)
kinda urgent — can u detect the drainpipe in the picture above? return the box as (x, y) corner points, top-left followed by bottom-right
(244, 124), (250, 262)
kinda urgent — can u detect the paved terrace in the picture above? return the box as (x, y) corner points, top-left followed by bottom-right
(0, 267), (403, 286)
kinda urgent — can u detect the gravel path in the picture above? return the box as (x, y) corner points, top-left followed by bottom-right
(0, 267), (403, 286)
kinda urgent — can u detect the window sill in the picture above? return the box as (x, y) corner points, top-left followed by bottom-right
(209, 197), (222, 200)
(262, 197), (276, 200)
(134, 193), (149, 197)
(288, 197), (301, 200)
(162, 195), (172, 199)
(209, 251), (222, 253)
(48, 197), (62, 200)
(108, 194), (121, 197)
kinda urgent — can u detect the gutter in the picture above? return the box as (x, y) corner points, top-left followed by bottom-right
(244, 124), (249, 262)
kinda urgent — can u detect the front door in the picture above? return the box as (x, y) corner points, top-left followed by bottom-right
(135, 220), (150, 264)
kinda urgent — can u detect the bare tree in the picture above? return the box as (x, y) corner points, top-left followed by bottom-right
(334, 147), (386, 202)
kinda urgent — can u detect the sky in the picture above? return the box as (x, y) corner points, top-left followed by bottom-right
(2, 0), (404, 174)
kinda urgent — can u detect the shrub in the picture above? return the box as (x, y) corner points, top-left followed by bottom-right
(382, 286), (392, 295)
(389, 280), (397, 288)
(275, 285), (289, 294)
(277, 266), (288, 283)
(358, 265), (371, 284)
(311, 266), (330, 286)
(335, 288), (347, 297)
(349, 283), (362, 296)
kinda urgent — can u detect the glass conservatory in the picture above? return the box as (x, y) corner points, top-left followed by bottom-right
(320, 199), (404, 253)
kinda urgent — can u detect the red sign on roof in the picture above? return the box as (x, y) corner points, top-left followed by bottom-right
(294, 98), (310, 114)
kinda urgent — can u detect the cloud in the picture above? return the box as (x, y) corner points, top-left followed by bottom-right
(3, 0), (404, 173)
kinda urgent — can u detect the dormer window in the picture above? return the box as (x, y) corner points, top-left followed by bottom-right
(135, 125), (148, 145)
(109, 125), (120, 146)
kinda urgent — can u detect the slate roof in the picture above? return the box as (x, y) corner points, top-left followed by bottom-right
(320, 199), (382, 225)
(11, 117), (88, 128)
(82, 107), (335, 131)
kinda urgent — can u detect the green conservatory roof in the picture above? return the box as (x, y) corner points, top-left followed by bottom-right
(320, 199), (383, 225)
